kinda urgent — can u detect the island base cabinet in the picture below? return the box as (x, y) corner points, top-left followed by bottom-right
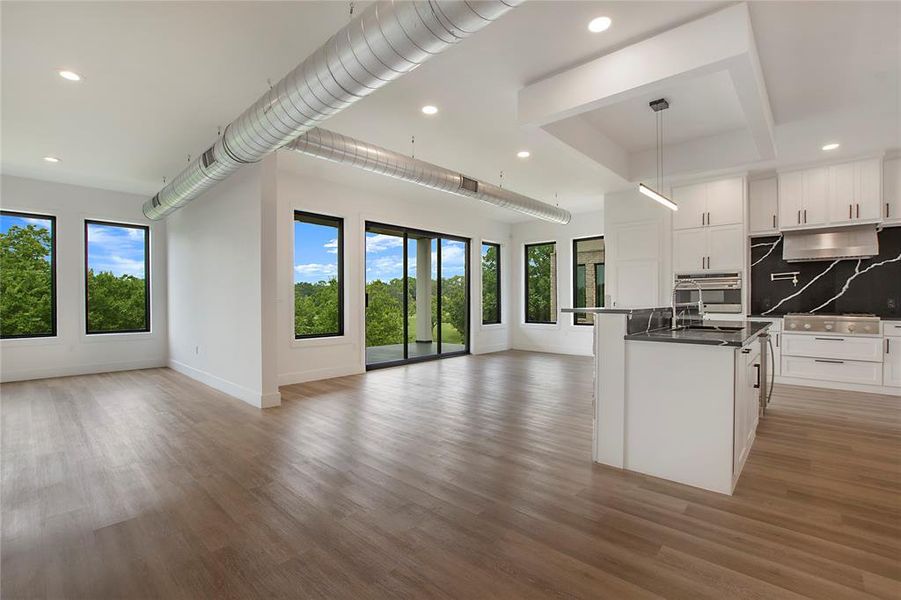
(733, 342), (760, 487)
(885, 336), (901, 388)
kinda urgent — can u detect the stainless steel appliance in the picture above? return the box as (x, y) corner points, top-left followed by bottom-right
(673, 273), (742, 314)
(783, 313), (881, 335)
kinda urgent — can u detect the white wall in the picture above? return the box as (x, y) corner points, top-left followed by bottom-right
(166, 160), (280, 408)
(604, 188), (673, 309)
(510, 208), (604, 356)
(276, 162), (513, 385)
(0, 175), (167, 381)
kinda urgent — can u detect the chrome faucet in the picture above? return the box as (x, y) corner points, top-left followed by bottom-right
(671, 279), (705, 330)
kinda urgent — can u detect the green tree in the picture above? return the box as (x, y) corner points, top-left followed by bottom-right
(365, 278), (405, 347)
(86, 270), (147, 331)
(441, 274), (466, 342)
(481, 246), (498, 323)
(526, 244), (553, 322)
(295, 278), (339, 336)
(0, 224), (53, 336)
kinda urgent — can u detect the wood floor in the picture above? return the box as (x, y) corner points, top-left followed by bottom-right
(1, 351), (899, 599)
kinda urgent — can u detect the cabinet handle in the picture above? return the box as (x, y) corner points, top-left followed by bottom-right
(753, 363), (761, 389)
(797, 210), (801, 224)
(772, 214), (776, 228)
(707, 211), (711, 225)
(815, 359), (844, 364)
(849, 204), (852, 219)
(887, 202), (891, 218)
(741, 348), (751, 354)
(804, 209), (807, 223)
(887, 338), (891, 354)
(702, 212), (705, 226)
(814, 337), (845, 341)
(775, 333), (780, 348)
(856, 203), (859, 218)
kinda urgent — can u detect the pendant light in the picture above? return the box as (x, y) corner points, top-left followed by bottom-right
(638, 98), (678, 211)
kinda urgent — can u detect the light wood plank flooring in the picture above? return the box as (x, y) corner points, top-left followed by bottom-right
(2, 351), (899, 599)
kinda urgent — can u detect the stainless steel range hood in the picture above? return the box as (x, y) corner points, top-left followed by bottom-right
(782, 224), (879, 262)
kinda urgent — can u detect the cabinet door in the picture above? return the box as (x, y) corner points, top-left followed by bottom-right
(803, 167), (829, 226)
(856, 159), (882, 221)
(733, 352), (748, 476)
(673, 228), (708, 273)
(884, 157), (901, 223)
(749, 178), (778, 234)
(706, 177), (744, 226)
(707, 224), (744, 272)
(778, 171), (804, 228)
(828, 162), (856, 225)
(885, 337), (901, 388)
(672, 183), (707, 230)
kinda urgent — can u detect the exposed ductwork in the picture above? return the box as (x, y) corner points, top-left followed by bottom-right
(287, 127), (572, 224)
(143, 0), (523, 220)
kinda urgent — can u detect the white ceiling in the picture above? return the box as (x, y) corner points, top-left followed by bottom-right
(581, 70), (746, 154)
(2, 1), (898, 222)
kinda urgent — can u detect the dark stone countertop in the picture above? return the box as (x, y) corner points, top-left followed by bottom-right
(560, 307), (669, 315)
(624, 320), (773, 348)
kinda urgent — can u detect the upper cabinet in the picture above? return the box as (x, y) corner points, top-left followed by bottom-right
(883, 156), (901, 226)
(779, 158), (881, 231)
(672, 177), (743, 231)
(748, 177), (778, 236)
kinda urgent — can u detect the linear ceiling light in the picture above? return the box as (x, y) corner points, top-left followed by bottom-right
(638, 97), (677, 211)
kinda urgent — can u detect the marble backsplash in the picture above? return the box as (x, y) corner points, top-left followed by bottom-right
(750, 227), (901, 318)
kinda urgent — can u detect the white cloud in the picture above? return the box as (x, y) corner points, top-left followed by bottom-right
(295, 263), (338, 277)
(366, 234), (403, 253)
(323, 238), (338, 254)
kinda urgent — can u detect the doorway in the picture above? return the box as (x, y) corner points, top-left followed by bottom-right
(364, 222), (469, 368)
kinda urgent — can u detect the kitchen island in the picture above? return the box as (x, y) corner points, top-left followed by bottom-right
(563, 307), (772, 494)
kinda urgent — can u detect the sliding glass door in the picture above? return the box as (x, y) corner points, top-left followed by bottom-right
(365, 222), (469, 368)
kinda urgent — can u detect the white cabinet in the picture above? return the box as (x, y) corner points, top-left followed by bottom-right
(780, 159), (882, 230)
(885, 335), (901, 388)
(883, 157), (901, 225)
(827, 159), (882, 225)
(781, 355), (883, 386)
(673, 224), (743, 273)
(673, 183), (708, 230)
(781, 331), (885, 387)
(778, 167), (828, 229)
(733, 342), (760, 480)
(672, 177), (743, 231)
(749, 177), (778, 235)
(781, 334), (883, 362)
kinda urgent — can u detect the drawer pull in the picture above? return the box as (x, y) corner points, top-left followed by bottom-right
(815, 359), (844, 364)
(814, 337), (845, 341)
(753, 363), (760, 389)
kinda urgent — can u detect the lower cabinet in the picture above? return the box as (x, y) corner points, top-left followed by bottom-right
(781, 355), (883, 386)
(733, 342), (760, 481)
(885, 336), (901, 388)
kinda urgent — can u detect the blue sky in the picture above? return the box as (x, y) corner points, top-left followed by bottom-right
(86, 223), (146, 277)
(293, 224), (465, 284)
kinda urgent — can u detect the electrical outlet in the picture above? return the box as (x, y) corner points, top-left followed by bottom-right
(888, 298), (897, 311)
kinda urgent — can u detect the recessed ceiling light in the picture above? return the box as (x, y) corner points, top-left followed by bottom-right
(588, 16), (612, 33)
(43, 156), (60, 163)
(421, 105), (438, 115)
(822, 142), (840, 151)
(58, 70), (82, 82)
(517, 150), (530, 159)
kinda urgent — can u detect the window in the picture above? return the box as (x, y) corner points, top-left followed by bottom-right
(481, 242), (501, 324)
(294, 211), (343, 339)
(85, 220), (150, 334)
(572, 236), (605, 325)
(0, 211), (56, 338)
(524, 242), (556, 324)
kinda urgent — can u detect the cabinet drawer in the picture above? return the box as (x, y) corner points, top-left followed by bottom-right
(781, 355), (883, 386)
(781, 333), (883, 362)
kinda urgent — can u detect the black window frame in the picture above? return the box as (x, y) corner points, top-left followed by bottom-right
(293, 210), (344, 340)
(524, 241), (557, 325)
(481, 241), (502, 325)
(572, 235), (605, 326)
(0, 210), (57, 339)
(84, 219), (151, 335)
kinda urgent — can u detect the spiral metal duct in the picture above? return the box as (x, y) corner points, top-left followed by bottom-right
(287, 128), (572, 224)
(143, 0), (523, 220)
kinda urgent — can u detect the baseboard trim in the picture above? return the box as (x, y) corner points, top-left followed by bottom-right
(472, 343), (512, 355)
(774, 375), (901, 396)
(510, 343), (593, 357)
(169, 359), (279, 408)
(278, 364), (364, 386)
(0, 358), (166, 383)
